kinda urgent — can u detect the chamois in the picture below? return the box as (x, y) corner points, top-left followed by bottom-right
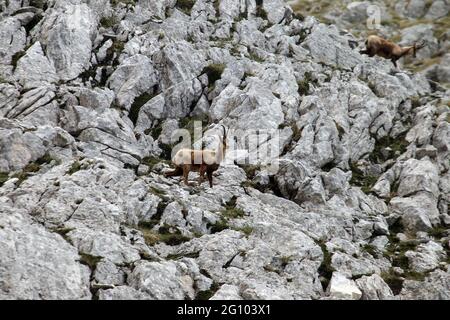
(360, 35), (425, 68)
(164, 125), (228, 188)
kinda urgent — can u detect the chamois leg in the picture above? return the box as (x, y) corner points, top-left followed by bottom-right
(359, 49), (369, 55)
(392, 58), (398, 68)
(207, 169), (214, 188)
(164, 166), (183, 177)
(182, 165), (192, 186)
(198, 165), (206, 186)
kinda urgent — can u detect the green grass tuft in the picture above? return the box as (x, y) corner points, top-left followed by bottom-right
(175, 0), (196, 15)
(315, 239), (335, 291)
(349, 162), (378, 194)
(67, 161), (82, 175)
(196, 282), (221, 300)
(0, 172), (9, 188)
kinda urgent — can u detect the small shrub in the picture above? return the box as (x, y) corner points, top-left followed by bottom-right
(175, 0), (196, 15)
(100, 15), (118, 28)
(316, 239), (335, 291)
(79, 253), (102, 270)
(369, 133), (409, 164)
(208, 218), (229, 234)
(297, 72), (315, 96)
(255, 2), (267, 20)
(111, 0), (136, 7)
(67, 161), (82, 175)
(196, 282), (220, 300)
(0, 172), (9, 188)
(349, 162), (378, 194)
(11, 50), (26, 70)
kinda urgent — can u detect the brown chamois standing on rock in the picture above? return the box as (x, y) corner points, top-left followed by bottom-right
(360, 35), (425, 68)
(164, 125), (228, 188)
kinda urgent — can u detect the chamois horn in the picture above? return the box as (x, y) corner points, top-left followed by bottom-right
(220, 124), (227, 138)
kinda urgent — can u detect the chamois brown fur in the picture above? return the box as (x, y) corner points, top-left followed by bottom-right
(165, 125), (227, 188)
(360, 35), (425, 68)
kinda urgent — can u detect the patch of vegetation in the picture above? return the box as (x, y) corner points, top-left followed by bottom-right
(428, 225), (448, 239)
(142, 156), (163, 170)
(196, 282), (221, 300)
(207, 218), (230, 234)
(235, 226), (253, 236)
(221, 196), (245, 219)
(139, 201), (167, 230)
(241, 164), (260, 180)
(315, 239), (334, 291)
(111, 0), (136, 6)
(166, 251), (200, 260)
(29, 0), (48, 10)
(289, 0), (334, 24)
(129, 92), (156, 126)
(410, 56), (443, 73)
(149, 186), (167, 197)
(369, 133), (409, 164)
(179, 115), (209, 142)
(12, 157), (52, 187)
(247, 51), (264, 63)
(24, 12), (43, 34)
(11, 50), (26, 70)
(382, 233), (428, 285)
(105, 39), (125, 67)
(0, 172), (9, 188)
(35, 153), (58, 166)
(213, 0), (221, 18)
(100, 15), (118, 28)
(79, 253), (102, 270)
(380, 269), (404, 295)
(334, 121), (345, 139)
(222, 206), (245, 219)
(297, 72), (315, 96)
(175, 0), (196, 15)
(255, 1), (268, 20)
(52, 227), (75, 243)
(202, 63), (225, 89)
(362, 244), (378, 258)
(140, 224), (191, 246)
(67, 161), (83, 175)
(410, 95), (422, 109)
(349, 162), (378, 194)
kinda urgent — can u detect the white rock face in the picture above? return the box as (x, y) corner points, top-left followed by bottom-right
(35, 3), (98, 81)
(327, 272), (362, 300)
(210, 284), (243, 300)
(356, 274), (394, 300)
(0, 208), (91, 300)
(107, 54), (159, 110)
(14, 42), (59, 89)
(128, 261), (195, 300)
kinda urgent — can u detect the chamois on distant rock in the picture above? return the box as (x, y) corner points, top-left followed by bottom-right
(360, 35), (425, 68)
(165, 125), (228, 188)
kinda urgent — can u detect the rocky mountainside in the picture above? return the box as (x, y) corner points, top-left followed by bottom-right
(0, 0), (449, 300)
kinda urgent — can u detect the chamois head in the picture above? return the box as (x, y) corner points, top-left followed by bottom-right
(412, 40), (426, 58)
